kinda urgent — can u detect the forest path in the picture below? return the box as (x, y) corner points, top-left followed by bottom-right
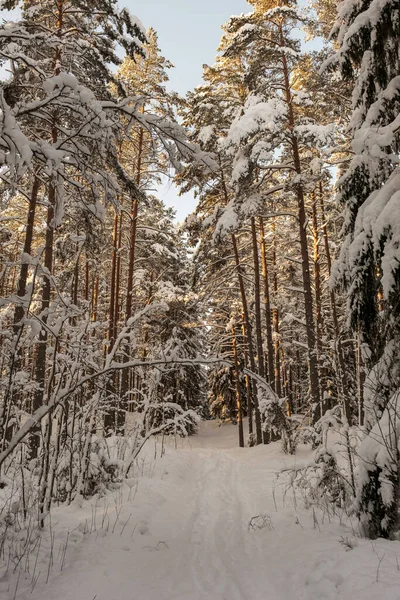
(20, 421), (400, 600)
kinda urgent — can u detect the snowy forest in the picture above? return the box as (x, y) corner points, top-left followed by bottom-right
(0, 0), (399, 599)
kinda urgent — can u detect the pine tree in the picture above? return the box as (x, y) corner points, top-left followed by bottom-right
(216, 0), (322, 421)
(104, 29), (183, 432)
(181, 48), (267, 444)
(327, 0), (400, 538)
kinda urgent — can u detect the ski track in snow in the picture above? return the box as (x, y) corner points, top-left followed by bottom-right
(4, 421), (400, 600)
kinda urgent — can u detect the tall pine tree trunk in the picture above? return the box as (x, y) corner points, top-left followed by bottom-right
(356, 330), (365, 426)
(259, 217), (274, 388)
(219, 165), (262, 442)
(119, 125), (144, 428)
(232, 234), (262, 444)
(312, 194), (326, 412)
(114, 212), (123, 345)
(272, 219), (281, 397)
(31, 0), (65, 457)
(312, 194), (324, 362)
(114, 212), (123, 430)
(107, 212), (119, 351)
(280, 39), (320, 422)
(251, 217), (269, 443)
(104, 211), (119, 434)
(32, 188), (56, 455)
(85, 257), (89, 302)
(251, 217), (265, 382)
(242, 318), (253, 437)
(319, 182), (351, 420)
(231, 325), (244, 448)
(91, 275), (99, 323)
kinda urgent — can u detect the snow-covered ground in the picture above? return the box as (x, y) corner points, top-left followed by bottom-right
(2, 420), (400, 600)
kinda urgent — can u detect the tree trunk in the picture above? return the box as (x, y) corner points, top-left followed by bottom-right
(295, 179), (320, 423)
(312, 194), (326, 412)
(271, 219), (282, 398)
(91, 275), (99, 322)
(259, 217), (275, 388)
(251, 217), (270, 443)
(31, 187), (56, 456)
(32, 3), (66, 458)
(231, 325), (244, 448)
(312, 194), (324, 362)
(356, 329), (365, 426)
(119, 125), (144, 429)
(280, 39), (320, 422)
(242, 318), (253, 437)
(219, 163), (261, 442)
(114, 212), (123, 430)
(113, 211), (123, 345)
(85, 258), (89, 302)
(288, 364), (294, 414)
(104, 211), (119, 434)
(319, 182), (351, 421)
(107, 211), (119, 351)
(232, 234), (262, 444)
(32, 21), (64, 450)
(281, 349), (291, 416)
(251, 217), (265, 380)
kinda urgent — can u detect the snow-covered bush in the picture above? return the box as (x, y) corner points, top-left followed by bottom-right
(285, 405), (358, 515)
(356, 391), (400, 539)
(258, 386), (296, 454)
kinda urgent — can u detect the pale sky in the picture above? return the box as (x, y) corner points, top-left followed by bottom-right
(126, 0), (251, 221)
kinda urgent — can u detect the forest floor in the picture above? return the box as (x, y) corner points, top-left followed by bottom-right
(3, 420), (400, 600)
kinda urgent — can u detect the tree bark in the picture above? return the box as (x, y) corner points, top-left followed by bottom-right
(32, 4), (66, 458)
(242, 317), (253, 437)
(259, 217), (274, 388)
(251, 217), (265, 382)
(312, 194), (327, 413)
(107, 211), (119, 351)
(104, 211), (119, 434)
(32, 194), (56, 454)
(319, 182), (351, 420)
(252, 217), (270, 443)
(119, 125), (144, 429)
(356, 330), (365, 426)
(32, 30), (63, 453)
(85, 258), (89, 302)
(114, 211), (123, 345)
(231, 325), (244, 448)
(272, 219), (282, 398)
(312, 194), (324, 363)
(280, 35), (321, 422)
(91, 275), (99, 323)
(232, 234), (262, 444)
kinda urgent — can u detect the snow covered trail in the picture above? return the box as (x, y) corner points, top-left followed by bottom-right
(7, 421), (400, 600)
